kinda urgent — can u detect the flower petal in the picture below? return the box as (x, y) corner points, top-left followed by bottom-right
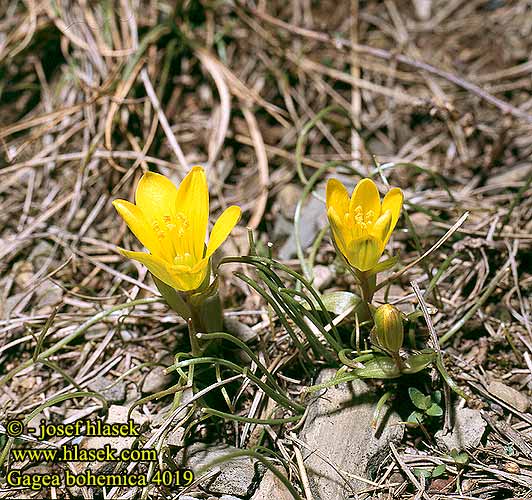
(326, 178), (349, 216)
(381, 187), (403, 244)
(205, 205), (241, 259)
(171, 260), (210, 291)
(327, 207), (349, 259)
(175, 166), (209, 261)
(370, 210), (392, 244)
(349, 178), (380, 223)
(135, 171), (178, 221)
(118, 248), (181, 289)
(346, 236), (383, 271)
(113, 199), (165, 259)
(135, 171), (179, 259)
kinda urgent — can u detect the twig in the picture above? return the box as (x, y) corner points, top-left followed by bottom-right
(389, 442), (431, 500)
(411, 280), (452, 432)
(140, 68), (188, 177)
(244, 4), (532, 124)
(376, 211), (469, 292)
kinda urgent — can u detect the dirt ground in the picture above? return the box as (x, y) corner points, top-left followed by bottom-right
(0, 1), (531, 499)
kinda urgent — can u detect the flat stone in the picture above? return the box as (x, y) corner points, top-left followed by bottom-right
(299, 369), (404, 499)
(278, 193), (327, 260)
(488, 380), (529, 412)
(34, 281), (63, 309)
(277, 184), (303, 220)
(88, 376), (126, 404)
(435, 406), (486, 451)
(312, 265), (333, 291)
(13, 261), (34, 288)
(250, 468), (293, 500)
(180, 443), (262, 497)
(165, 388), (195, 447)
(224, 317), (258, 343)
(412, 0), (432, 20)
(142, 365), (174, 394)
(77, 405), (147, 474)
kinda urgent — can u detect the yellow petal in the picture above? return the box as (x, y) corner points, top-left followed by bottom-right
(349, 178), (380, 223)
(346, 236), (383, 271)
(113, 199), (165, 259)
(205, 205), (241, 259)
(326, 178), (349, 215)
(370, 210), (392, 244)
(327, 207), (349, 259)
(118, 248), (181, 290)
(381, 187), (403, 244)
(135, 171), (178, 220)
(175, 166), (209, 261)
(135, 171), (179, 259)
(171, 260), (210, 291)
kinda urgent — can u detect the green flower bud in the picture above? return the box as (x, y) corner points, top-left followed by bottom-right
(371, 304), (404, 354)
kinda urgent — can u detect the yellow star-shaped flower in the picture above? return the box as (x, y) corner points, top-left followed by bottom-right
(113, 166), (241, 291)
(326, 178), (403, 272)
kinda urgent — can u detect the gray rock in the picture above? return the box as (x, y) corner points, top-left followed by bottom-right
(220, 496), (244, 500)
(28, 241), (55, 270)
(488, 380), (529, 412)
(279, 191), (327, 260)
(180, 443), (262, 497)
(412, 0), (432, 20)
(435, 407), (486, 451)
(88, 376), (126, 404)
(142, 365), (174, 394)
(165, 388), (195, 447)
(250, 468), (293, 500)
(300, 369), (404, 499)
(224, 317), (258, 343)
(277, 184), (303, 220)
(35, 281), (63, 309)
(271, 214), (294, 241)
(312, 265), (333, 291)
(76, 405), (147, 475)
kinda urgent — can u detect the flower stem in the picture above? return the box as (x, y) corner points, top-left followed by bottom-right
(186, 286), (224, 355)
(355, 269), (376, 321)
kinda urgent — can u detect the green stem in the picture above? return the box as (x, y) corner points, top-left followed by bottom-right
(168, 357), (305, 413)
(203, 407), (302, 425)
(355, 269), (375, 321)
(185, 283), (224, 355)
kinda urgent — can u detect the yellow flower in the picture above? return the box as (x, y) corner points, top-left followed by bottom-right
(326, 177), (403, 272)
(113, 166), (241, 292)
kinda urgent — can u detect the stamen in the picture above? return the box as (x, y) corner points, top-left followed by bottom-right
(152, 221), (165, 240)
(175, 212), (189, 237)
(173, 252), (194, 267)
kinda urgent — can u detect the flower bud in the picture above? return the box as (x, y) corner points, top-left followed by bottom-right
(372, 304), (404, 354)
